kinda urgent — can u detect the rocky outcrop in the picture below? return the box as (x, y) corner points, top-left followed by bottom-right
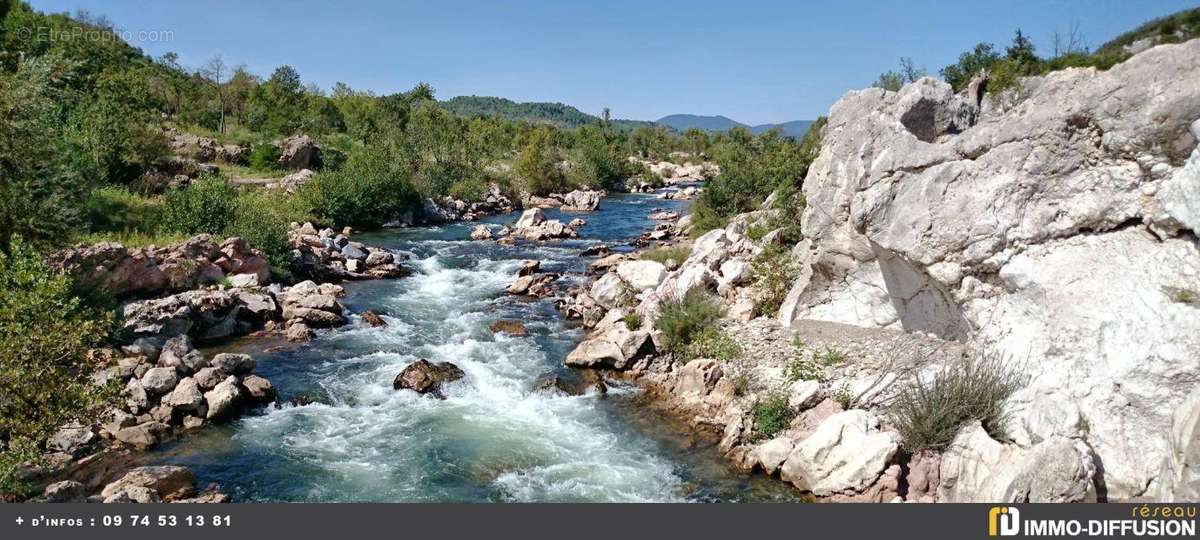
(409, 184), (516, 224)
(557, 189), (603, 211)
(778, 410), (899, 496)
(287, 222), (409, 282)
(510, 208), (580, 241)
(775, 41), (1200, 499)
(1157, 389), (1200, 502)
(275, 134), (321, 170)
(50, 235), (271, 300)
(937, 422), (1097, 502)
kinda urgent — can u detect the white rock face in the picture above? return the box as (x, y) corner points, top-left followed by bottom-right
(937, 422), (1097, 503)
(779, 410), (898, 496)
(515, 208), (545, 229)
(1157, 389), (1200, 502)
(616, 260), (667, 291)
(778, 41), (1200, 499)
(589, 272), (627, 309)
(752, 437), (795, 476)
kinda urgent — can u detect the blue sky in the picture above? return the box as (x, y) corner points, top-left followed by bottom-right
(27, 0), (1199, 124)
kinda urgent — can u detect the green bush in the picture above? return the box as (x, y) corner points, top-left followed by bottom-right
(247, 143), (282, 172)
(162, 176), (238, 235)
(515, 128), (564, 196)
(751, 243), (800, 317)
(225, 191), (299, 268)
(654, 289), (725, 354)
(447, 174), (488, 203)
(752, 390), (795, 439)
(889, 354), (1026, 452)
(84, 186), (165, 235)
(0, 237), (116, 495)
(622, 312), (642, 331)
(681, 326), (741, 362)
(296, 142), (420, 230)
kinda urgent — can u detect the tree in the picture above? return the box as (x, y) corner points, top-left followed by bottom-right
(939, 43), (1001, 91)
(200, 55), (228, 134)
(0, 235), (115, 495)
(874, 57), (926, 91)
(515, 127), (562, 196)
(0, 55), (90, 253)
(245, 65), (306, 135)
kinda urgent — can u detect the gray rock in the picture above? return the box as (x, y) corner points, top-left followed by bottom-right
(158, 335), (206, 374)
(162, 377), (205, 413)
(210, 353), (255, 374)
(100, 465), (195, 501)
(193, 367), (226, 390)
(241, 375), (276, 403)
(114, 421), (170, 448)
(140, 367), (179, 395)
(44, 480), (86, 502)
(204, 377), (243, 420)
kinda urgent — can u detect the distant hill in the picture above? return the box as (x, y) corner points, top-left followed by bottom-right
(656, 114), (814, 138)
(438, 95), (654, 130)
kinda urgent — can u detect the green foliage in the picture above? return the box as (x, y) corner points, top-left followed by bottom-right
(0, 236), (116, 494)
(752, 390), (795, 438)
(568, 125), (631, 190)
(247, 143), (282, 173)
(889, 354), (1026, 452)
(729, 370), (750, 397)
(83, 186), (165, 235)
(873, 57), (926, 91)
(622, 312), (642, 331)
(224, 190), (300, 268)
(1094, 8), (1200, 56)
(639, 244), (691, 266)
(654, 288), (725, 355)
(162, 175), (238, 235)
(244, 65), (306, 135)
(515, 128), (564, 196)
(681, 326), (741, 362)
(0, 55), (90, 252)
(940, 42), (1002, 91)
(296, 141), (420, 230)
(751, 243), (800, 317)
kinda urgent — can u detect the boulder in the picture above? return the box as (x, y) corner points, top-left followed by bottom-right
(517, 260), (540, 276)
(158, 335), (206, 374)
(532, 370), (607, 396)
(589, 272), (628, 309)
(114, 421), (170, 448)
(1157, 389), (1200, 502)
(43, 480), (86, 502)
(276, 135), (320, 169)
(361, 309), (388, 327)
(100, 466), (195, 501)
(140, 367), (179, 395)
(241, 375), (276, 403)
(937, 421), (1097, 502)
(515, 208), (546, 229)
(162, 377), (206, 413)
(779, 410), (899, 496)
(204, 377), (244, 420)
(286, 322), (315, 342)
(210, 353), (255, 374)
(278, 168), (316, 194)
(774, 41), (1200, 498)
(470, 225), (492, 240)
(616, 260), (667, 291)
(489, 319), (529, 336)
(752, 437), (796, 476)
(393, 360), (465, 397)
(193, 367), (226, 390)
(559, 189), (602, 211)
(48, 424), (96, 457)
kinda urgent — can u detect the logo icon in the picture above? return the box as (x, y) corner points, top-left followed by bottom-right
(989, 507), (1020, 536)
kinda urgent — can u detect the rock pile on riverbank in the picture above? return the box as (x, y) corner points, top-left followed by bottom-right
(289, 222), (409, 282)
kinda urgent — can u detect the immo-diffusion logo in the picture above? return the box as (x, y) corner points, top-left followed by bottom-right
(989, 506), (1020, 536)
(987, 505), (1198, 537)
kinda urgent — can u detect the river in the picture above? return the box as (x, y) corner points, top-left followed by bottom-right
(147, 190), (801, 502)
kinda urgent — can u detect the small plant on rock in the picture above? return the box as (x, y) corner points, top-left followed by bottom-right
(752, 389), (795, 439)
(682, 326), (742, 362)
(888, 353), (1027, 452)
(622, 313), (642, 331)
(655, 288), (725, 356)
(751, 243), (800, 317)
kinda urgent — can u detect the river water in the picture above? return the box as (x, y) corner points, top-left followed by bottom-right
(150, 191), (801, 502)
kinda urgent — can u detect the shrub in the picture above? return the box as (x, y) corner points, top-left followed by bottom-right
(752, 390), (795, 439)
(447, 174), (488, 203)
(247, 143), (282, 172)
(515, 129), (564, 196)
(751, 243), (800, 317)
(889, 354), (1026, 452)
(0, 237), (117, 495)
(296, 142), (420, 230)
(162, 176), (238, 235)
(639, 245), (691, 266)
(682, 326), (741, 362)
(622, 313), (642, 331)
(225, 191), (300, 268)
(654, 288), (725, 354)
(84, 186), (165, 235)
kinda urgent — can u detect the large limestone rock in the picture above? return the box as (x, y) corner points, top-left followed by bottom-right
(779, 410), (898, 496)
(777, 41), (1200, 499)
(558, 189), (602, 211)
(616, 260), (667, 291)
(1157, 389), (1200, 502)
(937, 421), (1097, 502)
(100, 466), (195, 501)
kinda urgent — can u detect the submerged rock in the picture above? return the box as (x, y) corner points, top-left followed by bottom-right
(532, 369), (607, 396)
(489, 319), (529, 336)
